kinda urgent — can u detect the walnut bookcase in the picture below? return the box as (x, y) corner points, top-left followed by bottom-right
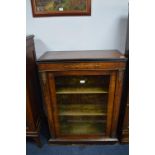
(37, 50), (127, 144)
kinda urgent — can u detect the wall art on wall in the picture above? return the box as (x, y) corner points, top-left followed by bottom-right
(31, 0), (91, 17)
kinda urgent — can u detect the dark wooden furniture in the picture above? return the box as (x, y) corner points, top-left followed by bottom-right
(37, 50), (127, 144)
(118, 18), (129, 143)
(121, 95), (129, 143)
(119, 61), (129, 143)
(26, 35), (41, 146)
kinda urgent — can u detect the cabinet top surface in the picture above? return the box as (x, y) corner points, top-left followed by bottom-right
(26, 35), (34, 40)
(37, 50), (127, 63)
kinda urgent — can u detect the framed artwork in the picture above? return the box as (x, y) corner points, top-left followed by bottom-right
(31, 0), (91, 17)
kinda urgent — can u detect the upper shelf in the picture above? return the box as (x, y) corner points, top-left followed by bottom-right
(37, 50), (127, 63)
(56, 87), (108, 94)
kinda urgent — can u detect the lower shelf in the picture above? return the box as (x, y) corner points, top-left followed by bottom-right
(59, 103), (107, 116)
(60, 122), (106, 135)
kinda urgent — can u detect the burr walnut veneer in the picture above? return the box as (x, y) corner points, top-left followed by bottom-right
(37, 50), (127, 144)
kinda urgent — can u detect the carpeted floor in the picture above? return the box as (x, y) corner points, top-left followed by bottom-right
(26, 136), (129, 155)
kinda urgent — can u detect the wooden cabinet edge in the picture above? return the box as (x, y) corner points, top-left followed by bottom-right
(106, 72), (116, 136)
(37, 62), (126, 72)
(48, 138), (119, 145)
(26, 35), (42, 147)
(39, 72), (56, 138)
(111, 70), (125, 138)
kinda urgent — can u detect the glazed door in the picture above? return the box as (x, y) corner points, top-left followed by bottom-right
(48, 71), (116, 138)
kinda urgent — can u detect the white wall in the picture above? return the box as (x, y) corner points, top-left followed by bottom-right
(26, 0), (128, 58)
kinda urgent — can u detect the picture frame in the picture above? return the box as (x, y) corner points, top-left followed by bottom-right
(31, 0), (91, 17)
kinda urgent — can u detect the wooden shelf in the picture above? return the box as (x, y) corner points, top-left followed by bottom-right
(60, 122), (106, 135)
(61, 120), (106, 123)
(59, 112), (107, 116)
(56, 87), (108, 94)
(59, 103), (107, 116)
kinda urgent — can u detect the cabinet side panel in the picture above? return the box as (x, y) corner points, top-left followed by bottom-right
(47, 73), (61, 137)
(39, 72), (56, 138)
(26, 36), (41, 134)
(121, 95), (129, 143)
(26, 88), (35, 131)
(106, 72), (116, 136)
(111, 70), (125, 138)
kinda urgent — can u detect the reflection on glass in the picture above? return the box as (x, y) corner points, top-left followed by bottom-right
(55, 75), (110, 135)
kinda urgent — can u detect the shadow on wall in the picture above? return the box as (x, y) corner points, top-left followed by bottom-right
(115, 16), (128, 54)
(34, 39), (51, 59)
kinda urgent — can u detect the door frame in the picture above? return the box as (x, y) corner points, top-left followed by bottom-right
(47, 70), (117, 139)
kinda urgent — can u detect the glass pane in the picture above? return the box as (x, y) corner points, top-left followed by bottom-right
(55, 75), (110, 135)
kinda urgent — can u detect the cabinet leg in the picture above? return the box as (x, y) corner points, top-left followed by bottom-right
(33, 137), (42, 147)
